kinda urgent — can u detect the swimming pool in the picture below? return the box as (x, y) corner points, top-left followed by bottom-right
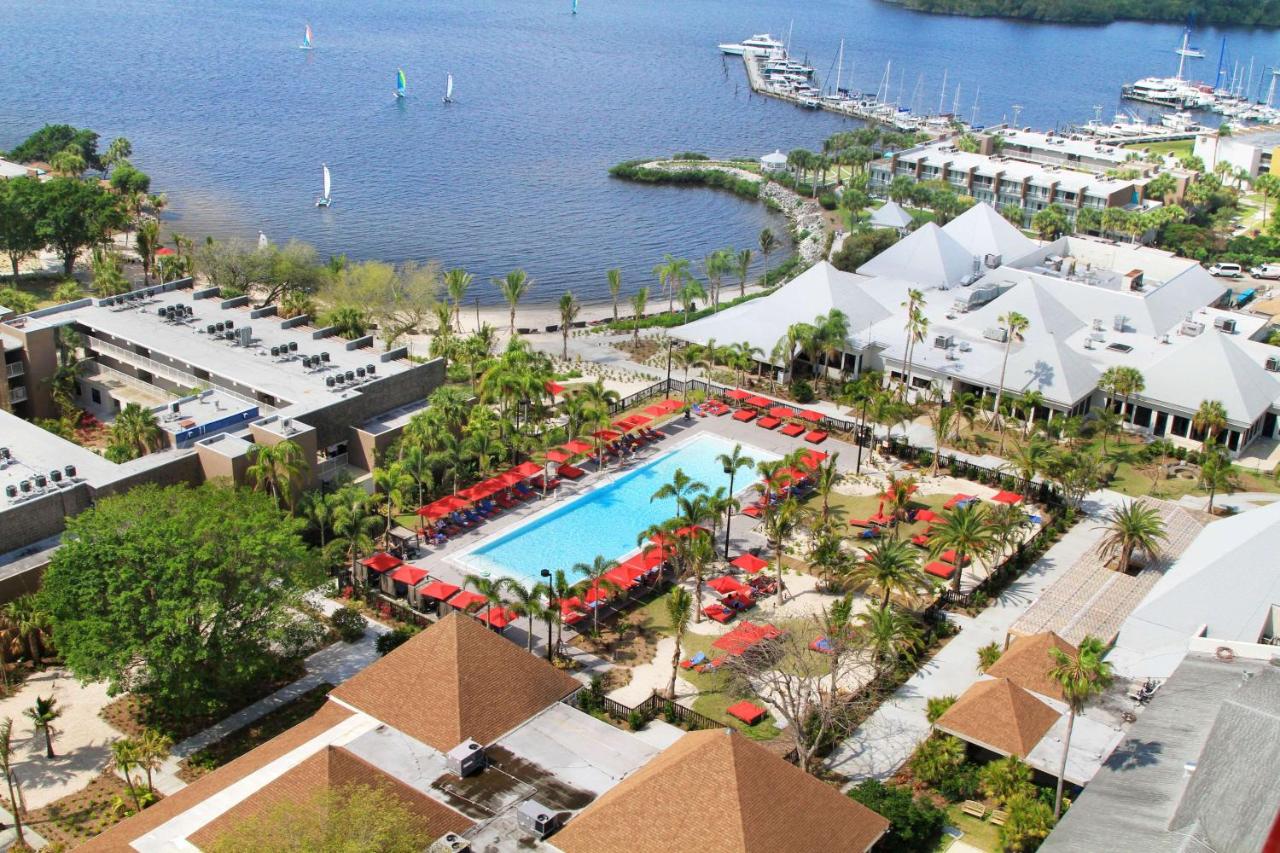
(452, 433), (777, 584)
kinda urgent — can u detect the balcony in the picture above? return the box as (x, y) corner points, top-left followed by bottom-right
(5, 362), (22, 379)
(9, 386), (27, 403)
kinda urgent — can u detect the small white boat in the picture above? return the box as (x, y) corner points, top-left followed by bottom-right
(315, 164), (332, 207)
(299, 24), (313, 50)
(718, 33), (784, 56)
(443, 73), (454, 103)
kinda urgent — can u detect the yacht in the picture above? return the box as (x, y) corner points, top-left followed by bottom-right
(718, 33), (785, 56)
(1160, 111), (1199, 131)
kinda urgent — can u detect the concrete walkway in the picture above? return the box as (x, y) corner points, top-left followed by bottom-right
(824, 490), (1127, 783)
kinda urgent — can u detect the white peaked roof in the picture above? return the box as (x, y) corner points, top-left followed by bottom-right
(761, 149), (787, 165)
(962, 279), (1086, 341)
(1140, 330), (1280, 425)
(868, 200), (914, 229)
(856, 222), (976, 289)
(980, 336), (1100, 406)
(942, 202), (1038, 262)
(671, 261), (890, 364)
(1109, 501), (1280, 679)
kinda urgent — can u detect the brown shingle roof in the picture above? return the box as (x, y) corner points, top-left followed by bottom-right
(552, 729), (889, 853)
(81, 701), (354, 852)
(189, 745), (473, 848)
(936, 677), (1061, 757)
(985, 632), (1077, 700)
(329, 611), (580, 751)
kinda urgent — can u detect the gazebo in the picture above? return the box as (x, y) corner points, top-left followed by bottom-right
(760, 150), (788, 173)
(868, 199), (914, 234)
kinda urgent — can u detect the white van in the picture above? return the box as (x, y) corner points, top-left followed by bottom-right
(1208, 262), (1243, 278)
(1250, 264), (1280, 280)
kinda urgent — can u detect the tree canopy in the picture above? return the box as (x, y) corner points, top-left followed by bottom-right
(40, 483), (322, 719)
(33, 177), (126, 274)
(6, 124), (102, 170)
(887, 0), (1280, 26)
(0, 177), (45, 278)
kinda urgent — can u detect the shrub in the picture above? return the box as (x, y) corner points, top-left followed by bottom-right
(627, 708), (649, 731)
(279, 618), (327, 660)
(925, 695), (957, 723)
(818, 192), (838, 210)
(847, 779), (946, 853)
(936, 761), (982, 801)
(662, 701), (679, 724)
(672, 151), (709, 161)
(330, 604), (366, 642)
(375, 625), (419, 656)
(791, 379), (815, 404)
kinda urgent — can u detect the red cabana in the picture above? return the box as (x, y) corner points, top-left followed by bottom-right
(992, 490), (1024, 505)
(360, 552), (402, 573)
(725, 389), (751, 400)
(418, 495), (470, 518)
(592, 429), (622, 441)
(545, 448), (571, 463)
(746, 395), (771, 408)
(388, 565), (429, 586)
(420, 580), (461, 601)
(730, 553), (769, 574)
(798, 409), (823, 423)
(562, 438), (594, 455)
(707, 575), (750, 596)
(476, 606), (518, 629)
(726, 700), (767, 726)
(510, 461), (543, 478)
(797, 449), (828, 470)
(446, 590), (488, 611)
(768, 405), (795, 419)
(604, 567), (637, 590)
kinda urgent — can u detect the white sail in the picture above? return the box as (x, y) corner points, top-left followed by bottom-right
(258, 231), (268, 250)
(446, 73), (453, 101)
(322, 164), (331, 200)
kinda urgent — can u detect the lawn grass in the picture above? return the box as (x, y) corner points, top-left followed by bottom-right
(938, 805), (1002, 852)
(1124, 139), (1193, 159)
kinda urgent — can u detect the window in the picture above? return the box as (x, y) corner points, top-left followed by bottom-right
(91, 388), (101, 404)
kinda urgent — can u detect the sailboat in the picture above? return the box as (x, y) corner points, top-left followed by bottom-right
(299, 24), (313, 50)
(258, 232), (269, 250)
(443, 73), (454, 103)
(395, 68), (407, 99)
(315, 164), (331, 208)
(571, 0), (578, 14)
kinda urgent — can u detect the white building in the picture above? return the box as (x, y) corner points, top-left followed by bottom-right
(1193, 125), (1280, 179)
(760, 150), (788, 173)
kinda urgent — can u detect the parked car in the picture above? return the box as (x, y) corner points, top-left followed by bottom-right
(1208, 262), (1243, 278)
(1250, 264), (1280, 280)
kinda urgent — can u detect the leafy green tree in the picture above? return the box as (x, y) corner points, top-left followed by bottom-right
(1031, 204), (1069, 240)
(8, 124), (101, 169)
(908, 734), (966, 786)
(830, 228), (899, 273)
(102, 137), (133, 173)
(846, 779), (946, 853)
(39, 483), (321, 721)
(34, 177), (124, 274)
(0, 287), (37, 314)
(0, 177), (45, 277)
(110, 163), (151, 197)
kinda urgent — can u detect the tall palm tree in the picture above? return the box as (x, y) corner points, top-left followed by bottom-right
(1200, 446), (1237, 512)
(463, 573), (509, 622)
(245, 439), (306, 511)
(1192, 399), (1228, 450)
(684, 531), (715, 624)
(135, 218), (161, 284)
(651, 468), (708, 524)
(1003, 437), (1050, 499)
(1019, 390), (1046, 436)
(929, 501), (995, 593)
(900, 289), (927, 393)
(606, 268), (622, 323)
(735, 248), (753, 299)
(371, 461), (414, 540)
(991, 311), (1030, 452)
(445, 267), (473, 332)
(573, 556), (619, 634)
(558, 290), (580, 359)
(1049, 635), (1112, 818)
(502, 578), (542, 652)
(848, 538), (925, 607)
(0, 719), (26, 846)
(398, 444), (433, 510)
(758, 228), (776, 285)
(1097, 500), (1166, 574)
(665, 586), (693, 698)
(629, 286), (649, 345)
(715, 443), (756, 555)
(112, 402), (164, 457)
(762, 497), (801, 604)
(493, 269), (532, 335)
(300, 491), (338, 551)
(855, 604), (922, 682)
(655, 254), (691, 315)
(331, 490), (380, 587)
(24, 695), (60, 759)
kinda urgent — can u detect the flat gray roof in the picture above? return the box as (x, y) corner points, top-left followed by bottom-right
(0, 410), (118, 505)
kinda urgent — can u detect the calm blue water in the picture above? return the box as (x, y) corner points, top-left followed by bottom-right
(1, 1), (1276, 304)
(455, 434), (776, 582)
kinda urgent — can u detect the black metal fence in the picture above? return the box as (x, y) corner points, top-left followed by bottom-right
(565, 686), (723, 732)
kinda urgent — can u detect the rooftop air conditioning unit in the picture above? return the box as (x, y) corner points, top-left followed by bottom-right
(1180, 321), (1204, 337)
(984, 253), (1003, 269)
(1267, 357), (1280, 373)
(1084, 337), (1095, 350)
(428, 834), (471, 853)
(983, 327), (1009, 343)
(446, 740), (486, 777)
(237, 326), (252, 347)
(1213, 317), (1237, 334)
(933, 334), (954, 349)
(1113, 314), (1128, 333)
(958, 341), (972, 352)
(516, 800), (559, 839)
(1092, 318), (1104, 332)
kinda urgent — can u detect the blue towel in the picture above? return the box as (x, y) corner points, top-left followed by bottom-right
(689, 651), (707, 665)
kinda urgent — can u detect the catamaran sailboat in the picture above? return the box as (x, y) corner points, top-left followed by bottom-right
(395, 68), (407, 99)
(443, 73), (454, 103)
(315, 164), (331, 208)
(299, 24), (313, 50)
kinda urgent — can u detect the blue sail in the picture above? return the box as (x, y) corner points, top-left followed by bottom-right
(396, 68), (407, 97)
(572, 0), (578, 13)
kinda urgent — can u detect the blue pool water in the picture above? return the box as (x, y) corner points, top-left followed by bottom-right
(454, 434), (777, 583)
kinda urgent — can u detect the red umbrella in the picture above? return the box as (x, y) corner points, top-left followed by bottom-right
(725, 389), (751, 400)
(389, 565), (429, 586)
(545, 380), (565, 397)
(562, 439), (594, 455)
(604, 567), (637, 590)
(768, 405), (795, 419)
(420, 580), (461, 601)
(476, 606), (518, 628)
(643, 404), (669, 416)
(360, 552), (402, 573)
(746, 395), (771, 407)
(446, 590), (488, 610)
(592, 429), (622, 441)
(544, 448), (571, 463)
(798, 409), (823, 423)
(730, 553), (769, 574)
(510, 461), (543, 478)
(155, 246), (176, 256)
(456, 482), (498, 501)
(418, 495), (470, 518)
(707, 575), (749, 595)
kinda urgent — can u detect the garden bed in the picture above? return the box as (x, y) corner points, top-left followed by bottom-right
(26, 771), (162, 848)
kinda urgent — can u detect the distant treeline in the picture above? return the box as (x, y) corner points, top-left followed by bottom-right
(881, 0), (1280, 26)
(609, 160), (761, 200)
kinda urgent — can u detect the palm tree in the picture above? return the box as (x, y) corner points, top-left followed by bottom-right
(110, 737), (143, 811)
(463, 573), (509, 614)
(678, 279), (705, 323)
(976, 642), (1002, 673)
(855, 604), (922, 682)
(493, 269), (532, 335)
(1199, 447), (1237, 512)
(900, 289), (927, 394)
(112, 402), (164, 457)
(1049, 635), (1112, 818)
(321, 305), (370, 340)
(398, 444), (433, 510)
(331, 491), (380, 587)
(1019, 390), (1046, 436)
(4, 594), (48, 664)
(573, 556), (619, 634)
(0, 719), (26, 845)
(980, 755), (1034, 806)
(135, 729), (172, 794)
(651, 468), (708, 523)
(758, 228), (776, 285)
(665, 586), (693, 698)
(847, 539), (925, 607)
(811, 454), (842, 526)
(1192, 399), (1228, 450)
(630, 286), (649, 345)
(735, 248), (753, 299)
(762, 497), (801, 604)
(445, 268), (473, 332)
(655, 254), (691, 315)
(606, 268), (622, 323)
(684, 531), (715, 624)
(558, 290), (580, 359)
(372, 462), (414, 540)
(990, 310), (1030, 451)
(1003, 437), (1050, 499)
(1255, 172), (1280, 228)
(502, 579), (542, 652)
(245, 439), (307, 511)
(1097, 500), (1167, 574)
(929, 501), (995, 593)
(135, 219), (161, 284)
(24, 695), (61, 758)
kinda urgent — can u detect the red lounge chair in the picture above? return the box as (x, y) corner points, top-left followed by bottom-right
(726, 700), (767, 726)
(779, 423), (805, 437)
(940, 549), (972, 566)
(558, 464), (586, 480)
(911, 528), (933, 547)
(993, 490), (1024, 505)
(804, 430), (828, 444)
(943, 493), (977, 509)
(703, 604), (734, 623)
(742, 504), (763, 519)
(732, 409), (757, 423)
(925, 560), (956, 579)
(756, 416), (781, 430)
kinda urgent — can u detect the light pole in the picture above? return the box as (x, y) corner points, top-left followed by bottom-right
(665, 337), (674, 399)
(540, 568), (554, 662)
(722, 460), (737, 559)
(855, 392), (870, 475)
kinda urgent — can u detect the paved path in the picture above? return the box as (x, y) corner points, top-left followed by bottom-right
(824, 490), (1127, 783)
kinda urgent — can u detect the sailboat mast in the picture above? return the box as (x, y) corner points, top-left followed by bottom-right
(835, 38), (843, 95)
(938, 68), (948, 116)
(970, 86), (980, 126)
(786, 19), (793, 56)
(1175, 27), (1188, 81)
(952, 83), (961, 117)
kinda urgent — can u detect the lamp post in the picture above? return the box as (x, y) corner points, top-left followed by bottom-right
(722, 460), (737, 559)
(855, 392), (871, 475)
(540, 568), (554, 662)
(665, 337), (674, 399)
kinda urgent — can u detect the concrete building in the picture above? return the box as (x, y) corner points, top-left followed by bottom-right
(0, 276), (445, 573)
(1193, 124), (1280, 179)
